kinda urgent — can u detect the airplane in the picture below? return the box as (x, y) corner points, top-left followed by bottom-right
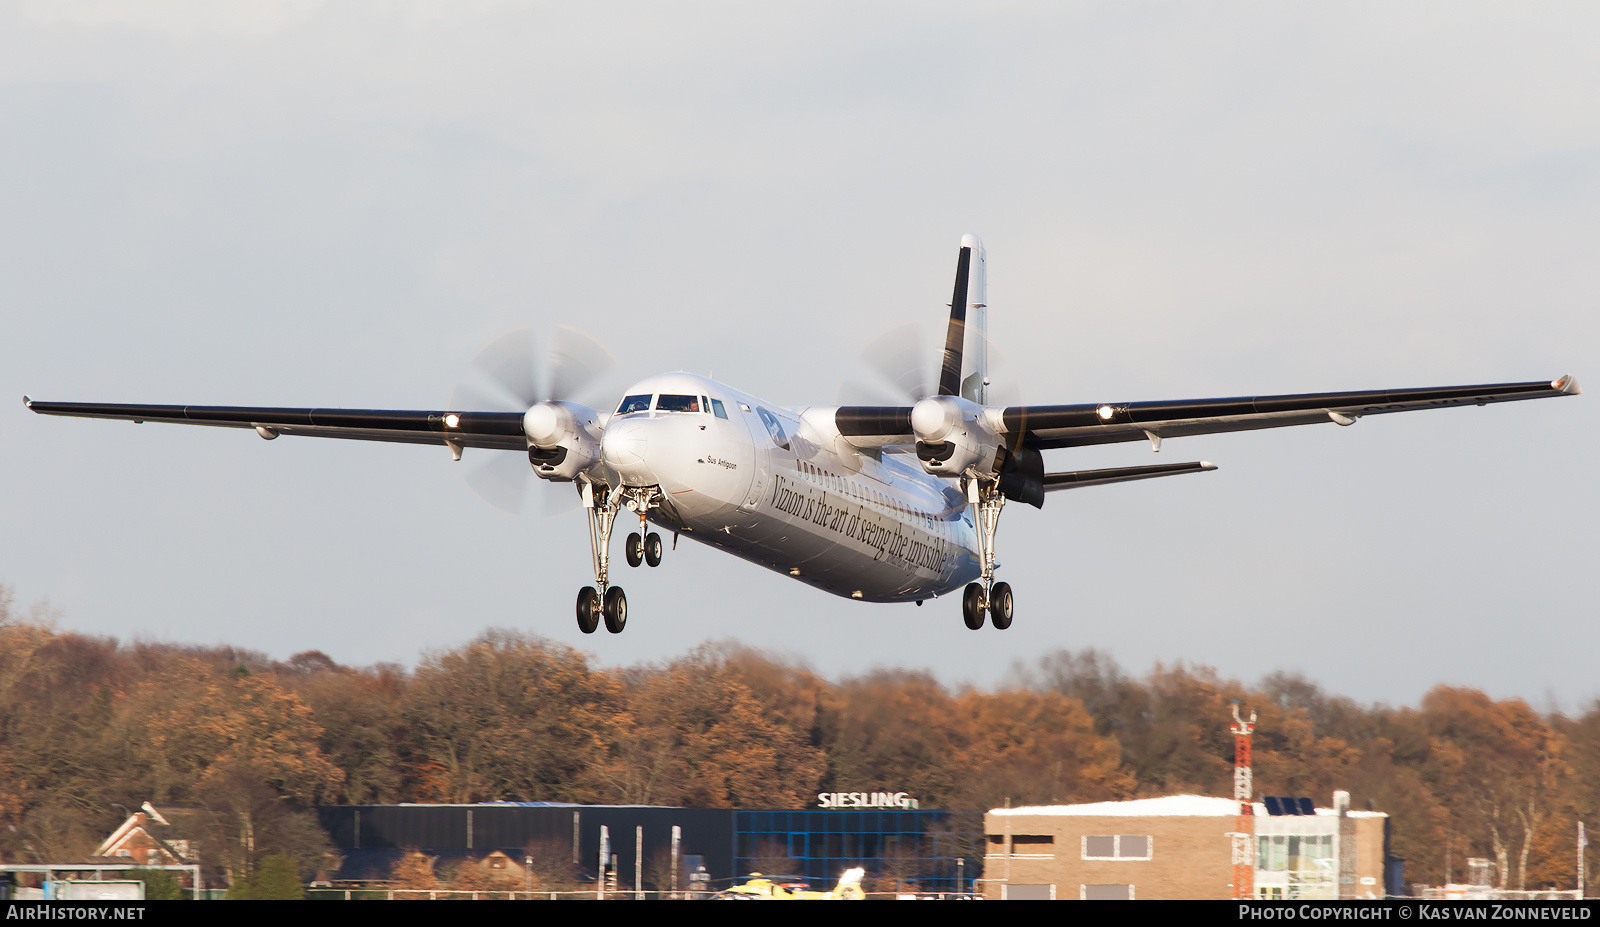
(26, 234), (1581, 635)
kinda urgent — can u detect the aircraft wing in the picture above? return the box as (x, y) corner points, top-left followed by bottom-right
(836, 376), (1579, 450)
(23, 399), (528, 451)
(1006, 376), (1580, 450)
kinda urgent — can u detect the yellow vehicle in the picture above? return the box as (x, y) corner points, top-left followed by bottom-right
(716, 867), (865, 900)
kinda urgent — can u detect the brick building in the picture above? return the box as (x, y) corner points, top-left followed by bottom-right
(981, 793), (1388, 900)
(92, 802), (205, 868)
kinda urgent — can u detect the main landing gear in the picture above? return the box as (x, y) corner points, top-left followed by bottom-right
(577, 483), (661, 634)
(960, 478), (1014, 631)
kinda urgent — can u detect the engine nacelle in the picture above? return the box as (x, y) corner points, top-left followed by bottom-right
(910, 395), (998, 478)
(522, 400), (603, 481)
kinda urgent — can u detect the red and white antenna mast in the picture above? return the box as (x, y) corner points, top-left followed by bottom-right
(1230, 702), (1257, 900)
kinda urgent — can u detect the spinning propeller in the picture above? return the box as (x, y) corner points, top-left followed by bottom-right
(451, 326), (615, 515)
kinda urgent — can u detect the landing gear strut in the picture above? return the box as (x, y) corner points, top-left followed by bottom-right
(623, 489), (665, 569)
(577, 480), (627, 634)
(961, 477), (1014, 630)
(578, 483), (662, 634)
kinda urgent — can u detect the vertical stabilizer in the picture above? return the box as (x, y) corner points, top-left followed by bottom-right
(938, 235), (988, 402)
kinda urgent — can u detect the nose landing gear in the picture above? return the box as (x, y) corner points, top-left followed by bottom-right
(625, 531), (665, 568)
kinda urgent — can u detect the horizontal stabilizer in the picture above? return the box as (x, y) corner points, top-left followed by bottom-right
(1044, 460), (1217, 491)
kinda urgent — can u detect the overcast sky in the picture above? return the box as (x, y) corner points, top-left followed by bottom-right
(2, 2), (1596, 709)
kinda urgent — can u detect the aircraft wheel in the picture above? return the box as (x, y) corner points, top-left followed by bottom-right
(962, 583), (986, 630)
(625, 533), (644, 568)
(576, 587), (600, 634)
(603, 586), (628, 634)
(989, 582), (1014, 630)
(644, 532), (663, 567)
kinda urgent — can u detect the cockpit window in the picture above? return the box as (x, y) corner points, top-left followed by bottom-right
(617, 394), (653, 414)
(656, 394), (702, 413)
(710, 398), (728, 419)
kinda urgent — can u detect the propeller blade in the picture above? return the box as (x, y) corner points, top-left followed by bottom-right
(462, 449), (533, 515)
(542, 480), (584, 518)
(446, 383), (509, 417)
(471, 328), (542, 408)
(834, 378), (909, 406)
(547, 325), (616, 401)
(857, 322), (935, 403)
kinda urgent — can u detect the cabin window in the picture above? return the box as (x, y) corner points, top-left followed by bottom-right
(711, 398), (728, 419)
(617, 394), (652, 414)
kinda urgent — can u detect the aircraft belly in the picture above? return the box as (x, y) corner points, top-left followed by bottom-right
(684, 475), (964, 603)
(658, 386), (975, 603)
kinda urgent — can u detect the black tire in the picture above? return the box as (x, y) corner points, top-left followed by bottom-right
(644, 532), (663, 567)
(962, 582), (986, 630)
(989, 582), (1014, 630)
(625, 533), (643, 568)
(603, 586), (628, 634)
(576, 587), (600, 634)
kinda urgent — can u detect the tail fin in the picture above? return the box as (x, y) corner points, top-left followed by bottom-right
(937, 234), (988, 404)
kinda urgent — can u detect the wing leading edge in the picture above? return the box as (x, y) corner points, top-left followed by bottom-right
(23, 399), (528, 451)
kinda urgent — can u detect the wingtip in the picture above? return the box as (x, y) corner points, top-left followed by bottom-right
(22, 395), (32, 410)
(1553, 374), (1582, 396)
(1199, 461), (1218, 471)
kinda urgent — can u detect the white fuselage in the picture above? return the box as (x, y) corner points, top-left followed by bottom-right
(593, 373), (981, 602)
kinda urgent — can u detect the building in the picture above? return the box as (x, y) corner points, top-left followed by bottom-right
(92, 802), (205, 868)
(315, 802), (976, 891)
(981, 793), (1389, 900)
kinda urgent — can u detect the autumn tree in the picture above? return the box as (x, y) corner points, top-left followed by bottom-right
(114, 657), (344, 805)
(523, 838), (583, 891)
(389, 850), (439, 893)
(281, 654), (407, 804)
(818, 669), (970, 806)
(401, 630), (625, 802)
(1419, 686), (1571, 890)
(598, 648), (826, 807)
(952, 688), (1131, 809)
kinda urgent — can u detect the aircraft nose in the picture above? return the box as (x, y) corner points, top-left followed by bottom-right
(601, 416), (654, 483)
